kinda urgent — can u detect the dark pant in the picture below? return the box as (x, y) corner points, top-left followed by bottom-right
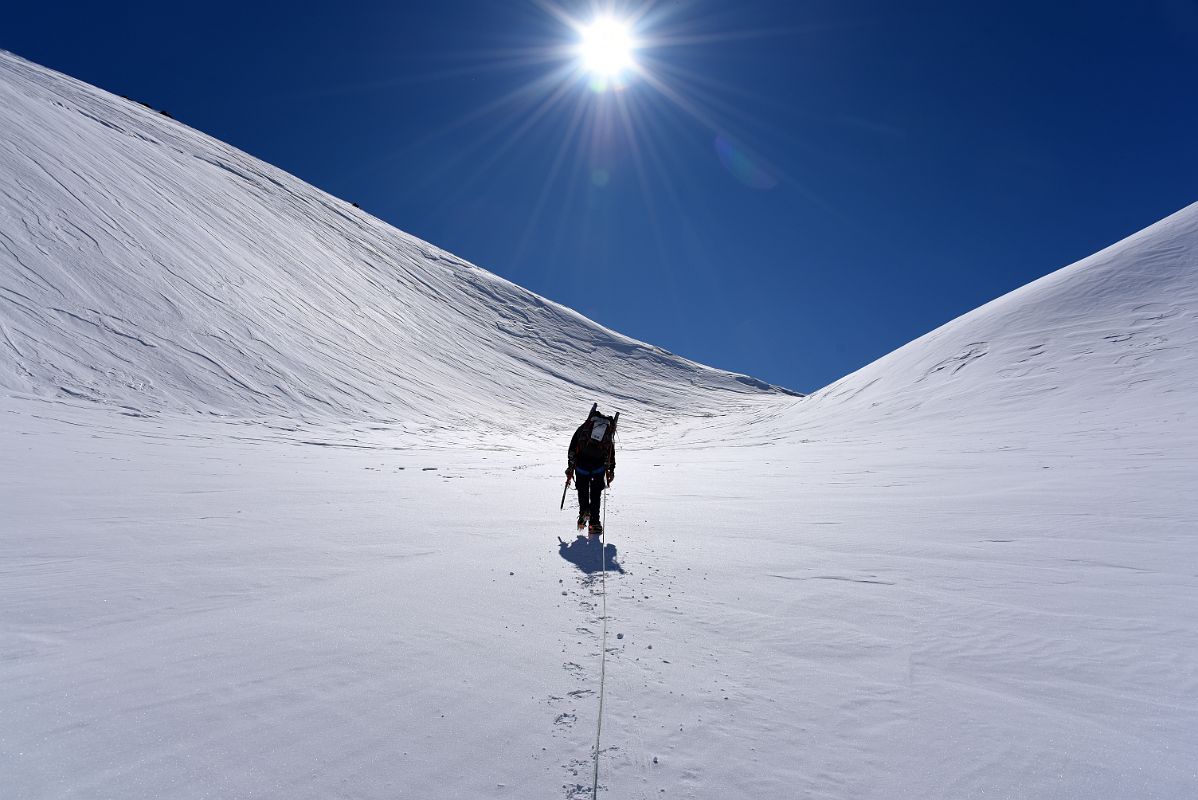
(576, 472), (606, 521)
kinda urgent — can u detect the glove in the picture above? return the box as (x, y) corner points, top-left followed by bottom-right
(565, 467), (574, 481)
(606, 470), (614, 485)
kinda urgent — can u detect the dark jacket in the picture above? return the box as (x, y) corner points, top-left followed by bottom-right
(568, 418), (616, 473)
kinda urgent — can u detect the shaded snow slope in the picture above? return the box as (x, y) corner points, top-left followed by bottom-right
(0, 51), (790, 437)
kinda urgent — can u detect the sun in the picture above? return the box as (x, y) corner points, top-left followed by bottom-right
(577, 16), (636, 85)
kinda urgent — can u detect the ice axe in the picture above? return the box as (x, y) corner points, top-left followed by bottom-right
(560, 475), (572, 510)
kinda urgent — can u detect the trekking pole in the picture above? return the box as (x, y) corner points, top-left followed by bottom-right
(560, 477), (572, 510)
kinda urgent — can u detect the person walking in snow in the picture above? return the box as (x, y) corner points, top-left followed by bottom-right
(565, 405), (617, 534)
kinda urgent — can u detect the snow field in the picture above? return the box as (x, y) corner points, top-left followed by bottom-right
(2, 47), (1197, 799)
(4, 397), (1195, 798)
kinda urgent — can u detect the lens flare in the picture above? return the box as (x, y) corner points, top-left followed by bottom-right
(714, 134), (779, 190)
(406, 2), (794, 262)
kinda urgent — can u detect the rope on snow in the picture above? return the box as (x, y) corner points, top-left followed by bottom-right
(590, 487), (610, 799)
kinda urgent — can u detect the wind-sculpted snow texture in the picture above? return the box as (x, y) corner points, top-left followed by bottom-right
(2, 51), (1197, 800)
(0, 51), (787, 441)
(799, 204), (1198, 444)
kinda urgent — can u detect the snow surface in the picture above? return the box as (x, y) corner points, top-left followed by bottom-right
(0, 51), (789, 439)
(2, 50), (1196, 799)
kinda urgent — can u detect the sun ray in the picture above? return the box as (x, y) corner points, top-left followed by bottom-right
(357, 0), (840, 285)
(418, 76), (584, 216)
(510, 95), (593, 269)
(610, 86), (676, 285)
(352, 64), (574, 183)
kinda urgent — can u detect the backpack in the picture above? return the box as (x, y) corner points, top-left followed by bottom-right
(575, 405), (618, 464)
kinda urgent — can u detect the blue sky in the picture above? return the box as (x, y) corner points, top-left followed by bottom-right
(5, 1), (1198, 392)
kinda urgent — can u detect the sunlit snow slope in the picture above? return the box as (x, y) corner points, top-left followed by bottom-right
(0, 50), (789, 437)
(666, 200), (1197, 461)
(797, 203), (1197, 443)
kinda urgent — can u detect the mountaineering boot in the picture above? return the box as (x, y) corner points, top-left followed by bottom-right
(588, 519), (603, 536)
(577, 512), (588, 530)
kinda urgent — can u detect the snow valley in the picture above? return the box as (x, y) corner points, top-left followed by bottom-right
(2, 50), (1195, 799)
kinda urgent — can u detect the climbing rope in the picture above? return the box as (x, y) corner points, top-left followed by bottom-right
(590, 487), (610, 799)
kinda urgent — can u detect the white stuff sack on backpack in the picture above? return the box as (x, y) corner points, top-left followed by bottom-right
(590, 419), (609, 441)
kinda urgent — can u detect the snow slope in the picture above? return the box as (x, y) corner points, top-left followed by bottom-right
(0, 50), (789, 440)
(2, 50), (1196, 800)
(801, 204), (1197, 442)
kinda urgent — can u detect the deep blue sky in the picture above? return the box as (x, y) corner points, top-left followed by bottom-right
(5, 1), (1198, 392)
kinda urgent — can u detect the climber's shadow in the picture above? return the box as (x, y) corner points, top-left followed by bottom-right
(557, 535), (625, 574)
